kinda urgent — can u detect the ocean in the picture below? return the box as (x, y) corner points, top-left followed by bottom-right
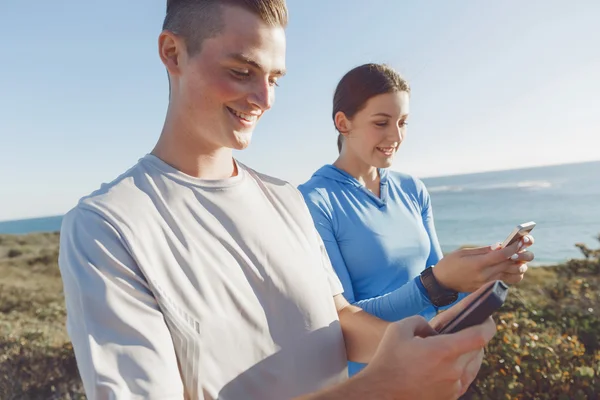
(422, 160), (600, 265)
(1, 161), (598, 265)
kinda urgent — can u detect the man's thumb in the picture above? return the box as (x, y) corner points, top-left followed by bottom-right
(395, 316), (437, 339)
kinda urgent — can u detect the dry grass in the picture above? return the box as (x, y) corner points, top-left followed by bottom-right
(1, 232), (598, 399)
(0, 232), (84, 399)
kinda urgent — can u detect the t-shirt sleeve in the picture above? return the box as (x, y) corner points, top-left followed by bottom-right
(314, 228), (345, 296)
(294, 185), (345, 297)
(58, 206), (185, 399)
(298, 187), (356, 300)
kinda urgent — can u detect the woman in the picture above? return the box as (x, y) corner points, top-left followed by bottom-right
(298, 63), (534, 375)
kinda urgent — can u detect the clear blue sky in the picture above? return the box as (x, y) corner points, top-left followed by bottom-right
(1, 1), (599, 221)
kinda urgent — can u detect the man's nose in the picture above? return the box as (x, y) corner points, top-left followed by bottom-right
(248, 79), (274, 111)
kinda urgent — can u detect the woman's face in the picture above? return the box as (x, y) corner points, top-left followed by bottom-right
(337, 91), (409, 169)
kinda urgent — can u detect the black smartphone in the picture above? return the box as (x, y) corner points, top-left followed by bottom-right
(437, 280), (509, 334)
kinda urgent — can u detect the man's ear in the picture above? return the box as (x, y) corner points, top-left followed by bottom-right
(334, 111), (352, 135)
(158, 31), (186, 78)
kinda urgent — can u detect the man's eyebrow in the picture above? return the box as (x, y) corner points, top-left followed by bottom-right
(370, 112), (410, 118)
(227, 53), (286, 77)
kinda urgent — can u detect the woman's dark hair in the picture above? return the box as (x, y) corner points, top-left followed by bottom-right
(333, 63), (410, 153)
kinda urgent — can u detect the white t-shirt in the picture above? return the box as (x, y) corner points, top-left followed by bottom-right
(58, 154), (348, 400)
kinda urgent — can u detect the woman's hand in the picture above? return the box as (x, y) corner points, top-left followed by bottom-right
(432, 235), (534, 293)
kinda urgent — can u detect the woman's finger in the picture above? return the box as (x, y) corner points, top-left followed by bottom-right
(501, 272), (525, 285)
(484, 257), (529, 281)
(509, 250), (534, 263)
(518, 235), (535, 251)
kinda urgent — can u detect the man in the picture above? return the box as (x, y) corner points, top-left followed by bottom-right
(58, 1), (520, 399)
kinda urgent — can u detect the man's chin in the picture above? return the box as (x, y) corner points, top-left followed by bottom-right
(231, 131), (253, 150)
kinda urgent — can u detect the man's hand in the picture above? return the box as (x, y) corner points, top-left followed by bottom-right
(297, 287), (498, 400)
(359, 285), (498, 400)
(432, 235), (534, 293)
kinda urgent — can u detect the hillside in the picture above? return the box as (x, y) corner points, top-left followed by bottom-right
(0, 232), (598, 399)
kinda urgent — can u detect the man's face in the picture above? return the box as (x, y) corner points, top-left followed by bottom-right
(166, 5), (286, 151)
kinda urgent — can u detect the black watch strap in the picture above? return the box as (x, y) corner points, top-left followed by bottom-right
(420, 266), (458, 307)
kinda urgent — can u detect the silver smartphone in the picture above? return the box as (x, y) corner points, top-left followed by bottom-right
(501, 221), (536, 248)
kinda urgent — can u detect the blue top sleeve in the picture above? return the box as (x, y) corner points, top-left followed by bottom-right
(416, 179), (469, 310)
(302, 189), (435, 322)
(418, 180), (444, 268)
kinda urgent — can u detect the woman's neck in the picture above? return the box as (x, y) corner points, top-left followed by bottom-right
(333, 153), (380, 194)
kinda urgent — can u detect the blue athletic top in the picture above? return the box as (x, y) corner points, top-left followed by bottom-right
(298, 164), (462, 375)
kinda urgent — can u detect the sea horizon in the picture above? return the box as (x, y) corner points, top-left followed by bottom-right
(2, 159), (599, 266)
(3, 158), (598, 224)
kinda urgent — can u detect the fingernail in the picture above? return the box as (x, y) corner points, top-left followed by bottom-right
(519, 265), (528, 273)
(510, 254), (519, 261)
(523, 236), (530, 244)
(490, 242), (502, 250)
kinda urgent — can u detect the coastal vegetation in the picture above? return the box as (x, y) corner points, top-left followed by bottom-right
(1, 232), (598, 399)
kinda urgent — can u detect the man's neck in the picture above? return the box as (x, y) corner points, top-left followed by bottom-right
(152, 115), (237, 180)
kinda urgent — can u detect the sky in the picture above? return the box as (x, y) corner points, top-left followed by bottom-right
(1, 0), (599, 221)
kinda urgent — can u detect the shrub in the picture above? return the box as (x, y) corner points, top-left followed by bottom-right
(1, 232), (600, 399)
(7, 248), (22, 258)
(463, 239), (600, 399)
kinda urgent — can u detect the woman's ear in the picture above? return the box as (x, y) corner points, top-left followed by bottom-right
(334, 111), (351, 135)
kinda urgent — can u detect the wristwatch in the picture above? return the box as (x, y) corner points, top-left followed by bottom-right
(420, 266), (458, 307)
